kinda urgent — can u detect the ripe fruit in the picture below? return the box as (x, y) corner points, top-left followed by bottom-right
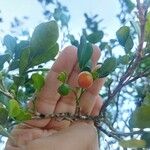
(57, 83), (70, 96)
(78, 71), (93, 88)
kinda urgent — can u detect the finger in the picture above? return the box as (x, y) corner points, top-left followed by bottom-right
(45, 45), (101, 129)
(80, 77), (105, 115)
(36, 46), (77, 115)
(26, 122), (99, 150)
(27, 46), (77, 128)
(90, 95), (103, 116)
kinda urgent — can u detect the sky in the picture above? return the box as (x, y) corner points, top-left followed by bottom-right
(0, 0), (121, 41)
(0, 0), (122, 149)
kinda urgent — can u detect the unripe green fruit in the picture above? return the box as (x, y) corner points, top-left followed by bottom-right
(57, 83), (70, 96)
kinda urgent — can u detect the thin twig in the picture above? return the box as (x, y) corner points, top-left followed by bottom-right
(26, 68), (49, 74)
(99, 0), (148, 115)
(0, 89), (14, 99)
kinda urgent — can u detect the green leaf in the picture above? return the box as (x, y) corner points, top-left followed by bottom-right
(97, 57), (117, 78)
(87, 31), (103, 44)
(9, 60), (19, 71)
(0, 107), (8, 126)
(81, 59), (92, 72)
(3, 35), (16, 55)
(129, 105), (150, 128)
(13, 76), (25, 87)
(15, 40), (30, 59)
(116, 26), (133, 53)
(116, 26), (130, 46)
(68, 34), (79, 47)
(8, 99), (20, 118)
(143, 92), (150, 106)
(0, 54), (11, 70)
(31, 73), (45, 91)
(119, 55), (130, 65)
(140, 56), (150, 70)
(119, 139), (146, 148)
(30, 21), (59, 59)
(124, 35), (134, 53)
(57, 71), (68, 83)
(145, 12), (150, 41)
(19, 48), (30, 75)
(30, 43), (59, 67)
(77, 36), (93, 70)
(124, 0), (135, 13)
(141, 132), (150, 148)
(15, 110), (32, 121)
(99, 42), (107, 50)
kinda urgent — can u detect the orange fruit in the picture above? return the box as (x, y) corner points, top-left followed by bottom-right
(78, 71), (93, 88)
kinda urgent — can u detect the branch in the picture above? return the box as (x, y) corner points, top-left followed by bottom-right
(99, 0), (148, 115)
(124, 68), (150, 85)
(26, 68), (49, 74)
(0, 89), (14, 99)
(97, 125), (144, 138)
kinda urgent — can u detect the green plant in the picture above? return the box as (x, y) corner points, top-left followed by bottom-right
(0, 0), (150, 149)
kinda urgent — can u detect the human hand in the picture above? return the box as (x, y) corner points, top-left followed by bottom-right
(5, 45), (105, 150)
(5, 122), (99, 150)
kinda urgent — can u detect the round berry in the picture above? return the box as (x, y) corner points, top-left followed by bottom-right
(57, 83), (70, 96)
(78, 71), (93, 89)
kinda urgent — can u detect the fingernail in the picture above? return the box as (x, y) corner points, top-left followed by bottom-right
(36, 101), (54, 115)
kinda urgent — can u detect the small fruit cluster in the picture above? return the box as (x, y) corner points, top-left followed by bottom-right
(57, 71), (94, 96)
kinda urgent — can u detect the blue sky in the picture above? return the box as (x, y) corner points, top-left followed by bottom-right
(0, 0), (122, 55)
(0, 0), (121, 39)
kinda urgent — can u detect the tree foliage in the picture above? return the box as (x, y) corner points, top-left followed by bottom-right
(0, 0), (150, 149)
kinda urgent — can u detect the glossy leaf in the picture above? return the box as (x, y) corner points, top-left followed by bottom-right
(116, 26), (133, 53)
(15, 110), (32, 121)
(145, 12), (150, 41)
(119, 55), (130, 65)
(0, 107), (8, 125)
(141, 132), (150, 148)
(87, 31), (103, 43)
(30, 21), (59, 59)
(19, 48), (30, 75)
(3, 35), (16, 54)
(99, 42), (107, 50)
(29, 43), (59, 67)
(143, 92), (150, 106)
(119, 139), (146, 148)
(140, 56), (150, 70)
(14, 40), (30, 59)
(0, 54), (11, 70)
(8, 99), (20, 118)
(68, 34), (79, 47)
(124, 35), (134, 53)
(9, 60), (19, 71)
(31, 73), (45, 91)
(77, 36), (93, 71)
(124, 0), (135, 13)
(129, 105), (150, 128)
(13, 76), (25, 87)
(97, 57), (117, 78)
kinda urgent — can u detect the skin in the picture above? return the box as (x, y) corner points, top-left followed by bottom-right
(5, 45), (105, 150)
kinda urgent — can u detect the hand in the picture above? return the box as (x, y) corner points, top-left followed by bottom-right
(5, 122), (99, 150)
(5, 45), (105, 150)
